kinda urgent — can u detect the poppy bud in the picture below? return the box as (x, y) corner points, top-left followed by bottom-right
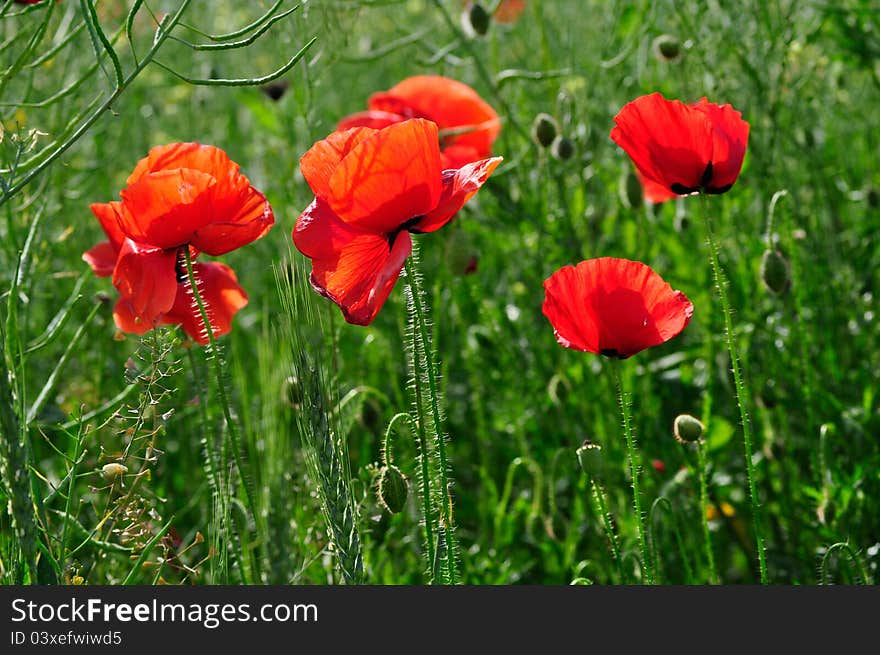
(620, 169), (644, 210)
(260, 80), (289, 102)
(759, 249), (791, 294)
(377, 464), (408, 514)
(101, 462), (128, 480)
(463, 2), (491, 36)
(576, 440), (603, 478)
(652, 34), (682, 62)
(531, 112), (559, 148)
(551, 135), (575, 161)
(282, 374), (304, 408)
(673, 414), (705, 443)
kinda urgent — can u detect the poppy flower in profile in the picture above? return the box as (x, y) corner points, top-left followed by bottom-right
(610, 93), (749, 198)
(83, 142), (272, 343)
(337, 76), (500, 169)
(542, 257), (693, 359)
(293, 118), (501, 325)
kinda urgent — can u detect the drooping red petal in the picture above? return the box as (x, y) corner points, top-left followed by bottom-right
(610, 93), (713, 195)
(300, 127), (377, 201)
(371, 76), (500, 163)
(164, 262), (248, 344)
(637, 170), (677, 204)
(113, 297), (152, 335)
(692, 98), (750, 192)
(118, 168), (216, 249)
(414, 156), (502, 233)
(89, 201), (127, 251)
(542, 257), (693, 359)
(326, 118), (442, 234)
(439, 144), (483, 170)
(82, 241), (118, 277)
(112, 239), (178, 326)
(337, 110), (406, 133)
(293, 199), (412, 325)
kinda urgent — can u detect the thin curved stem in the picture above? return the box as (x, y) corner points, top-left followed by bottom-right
(589, 478), (625, 582)
(611, 359), (653, 584)
(696, 441), (718, 584)
(700, 196), (768, 583)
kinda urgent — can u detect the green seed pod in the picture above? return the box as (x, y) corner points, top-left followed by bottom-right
(531, 112), (559, 148)
(377, 465), (408, 514)
(620, 169), (644, 210)
(760, 249), (791, 294)
(463, 2), (491, 36)
(576, 440), (603, 478)
(551, 135), (575, 161)
(652, 34), (682, 62)
(673, 414), (705, 444)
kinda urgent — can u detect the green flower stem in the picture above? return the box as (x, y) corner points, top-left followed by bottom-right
(695, 441), (718, 584)
(182, 248), (261, 580)
(404, 256), (458, 585)
(611, 359), (653, 584)
(700, 197), (768, 584)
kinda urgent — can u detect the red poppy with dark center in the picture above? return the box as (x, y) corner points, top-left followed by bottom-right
(293, 118), (501, 325)
(542, 257), (693, 359)
(83, 142), (272, 343)
(337, 76), (500, 170)
(611, 93), (749, 198)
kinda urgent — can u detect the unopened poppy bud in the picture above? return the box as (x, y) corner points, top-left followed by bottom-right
(377, 464), (408, 514)
(576, 440), (603, 478)
(531, 112), (558, 148)
(551, 135), (575, 161)
(260, 79), (289, 102)
(282, 374), (303, 408)
(760, 249), (791, 294)
(101, 462), (128, 480)
(673, 414), (705, 443)
(620, 169), (643, 209)
(652, 34), (681, 62)
(463, 2), (491, 36)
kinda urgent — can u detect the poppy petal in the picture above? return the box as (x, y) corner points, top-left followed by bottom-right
(164, 262), (248, 344)
(82, 241), (118, 277)
(126, 142), (233, 186)
(119, 168), (217, 249)
(112, 239), (178, 326)
(542, 257), (693, 359)
(89, 201), (127, 251)
(414, 156), (502, 233)
(692, 98), (750, 192)
(610, 93), (713, 195)
(293, 199), (412, 325)
(337, 110), (406, 133)
(300, 127), (378, 201)
(326, 118), (442, 233)
(373, 76), (500, 162)
(113, 297), (152, 335)
(637, 170), (677, 204)
(190, 184), (274, 256)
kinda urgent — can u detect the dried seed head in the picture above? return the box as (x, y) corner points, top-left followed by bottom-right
(101, 462), (128, 480)
(531, 112), (559, 148)
(652, 34), (682, 62)
(551, 135), (575, 161)
(576, 440), (603, 478)
(377, 465), (408, 514)
(760, 249), (791, 294)
(673, 414), (705, 443)
(463, 2), (491, 36)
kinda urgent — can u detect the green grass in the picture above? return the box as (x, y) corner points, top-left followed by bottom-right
(0, 0), (878, 585)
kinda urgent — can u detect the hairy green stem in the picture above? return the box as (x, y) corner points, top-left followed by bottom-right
(611, 360), (652, 584)
(182, 248), (261, 581)
(700, 198), (768, 584)
(695, 441), (718, 584)
(589, 478), (625, 582)
(404, 256), (458, 584)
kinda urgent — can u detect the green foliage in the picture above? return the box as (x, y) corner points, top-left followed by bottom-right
(0, 0), (878, 585)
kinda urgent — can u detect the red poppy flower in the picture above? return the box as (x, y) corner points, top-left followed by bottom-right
(83, 142), (271, 343)
(542, 257), (693, 359)
(493, 0), (526, 23)
(337, 76), (500, 170)
(610, 93), (749, 197)
(293, 119), (501, 325)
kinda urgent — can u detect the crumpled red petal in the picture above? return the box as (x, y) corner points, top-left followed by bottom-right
(112, 239), (178, 327)
(414, 156), (502, 233)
